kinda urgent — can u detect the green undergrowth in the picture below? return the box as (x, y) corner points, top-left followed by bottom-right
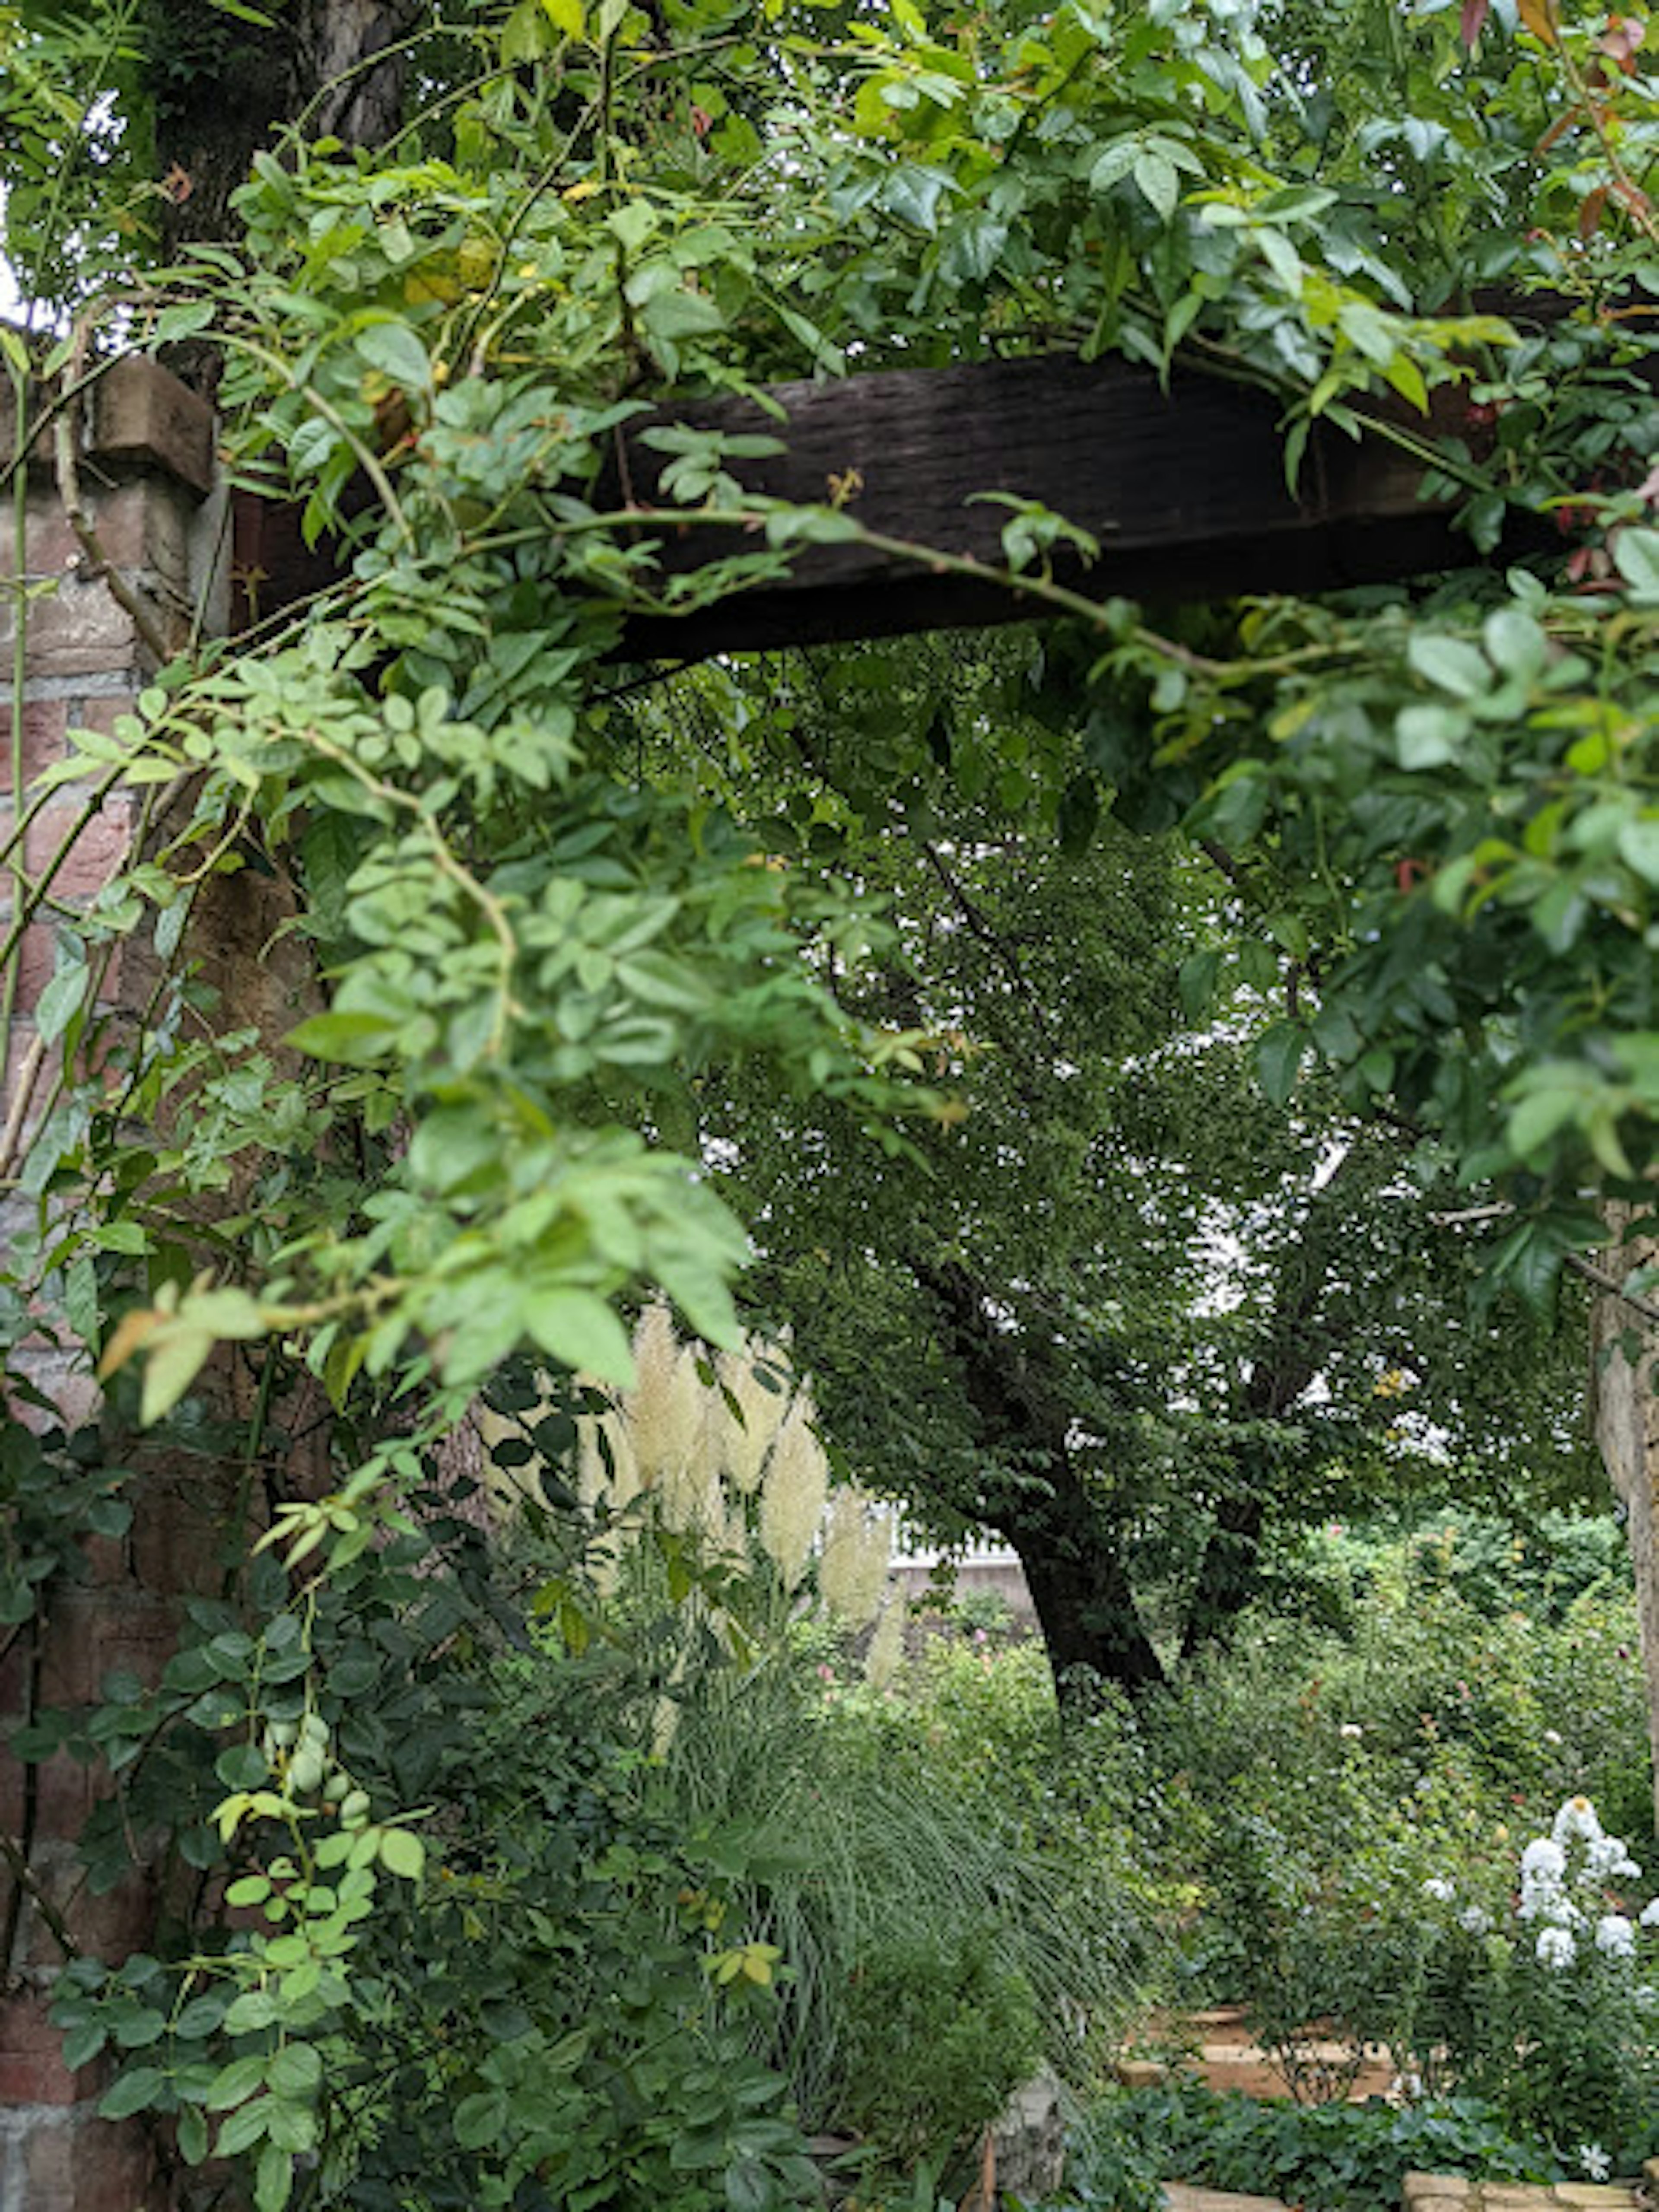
(1066, 2084), (1567, 2212)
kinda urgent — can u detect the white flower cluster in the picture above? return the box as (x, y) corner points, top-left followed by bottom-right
(1513, 1796), (1656, 1972)
(1416, 1794), (1659, 1978)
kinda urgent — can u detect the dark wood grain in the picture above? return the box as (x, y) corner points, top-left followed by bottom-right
(234, 350), (1488, 657)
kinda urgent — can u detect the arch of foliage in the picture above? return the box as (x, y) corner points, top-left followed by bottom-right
(4, 0), (1659, 2201)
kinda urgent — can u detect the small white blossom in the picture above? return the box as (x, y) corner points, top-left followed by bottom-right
(1459, 1906), (1491, 1936)
(1521, 1837), (1566, 1882)
(1338, 1722), (1363, 1739)
(1422, 1878), (1456, 1903)
(1543, 1728), (1564, 1746)
(1640, 1898), (1659, 1928)
(1576, 2146), (1612, 2182)
(1587, 1834), (1642, 1882)
(1537, 1925), (1577, 1969)
(1553, 1795), (1605, 1848)
(1596, 1914), (1636, 1961)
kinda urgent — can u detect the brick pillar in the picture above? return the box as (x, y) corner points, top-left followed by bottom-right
(0, 358), (227, 2211)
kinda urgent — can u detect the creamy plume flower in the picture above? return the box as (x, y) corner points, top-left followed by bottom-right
(865, 1599), (906, 1690)
(820, 1491), (888, 1624)
(760, 1397), (827, 1589)
(846, 1507), (894, 1627)
(658, 1352), (725, 1533)
(719, 1347), (791, 1493)
(625, 1303), (685, 1485)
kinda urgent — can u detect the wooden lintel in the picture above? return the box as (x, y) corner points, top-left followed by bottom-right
(235, 351), (1482, 658)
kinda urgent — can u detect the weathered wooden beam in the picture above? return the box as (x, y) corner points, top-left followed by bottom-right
(234, 350), (1478, 656)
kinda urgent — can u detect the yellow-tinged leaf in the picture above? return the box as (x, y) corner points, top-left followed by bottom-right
(1383, 353), (1430, 413)
(98, 1303), (165, 1379)
(563, 179), (602, 202)
(541, 0), (585, 35)
(1517, 0), (1557, 42)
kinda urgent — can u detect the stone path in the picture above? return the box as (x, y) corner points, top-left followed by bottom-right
(1162, 2164), (1657, 2212)
(1119, 2007), (1396, 2101)
(1401, 2170), (1652, 2212)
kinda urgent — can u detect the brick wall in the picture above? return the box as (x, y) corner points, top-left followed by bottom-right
(0, 358), (228, 2212)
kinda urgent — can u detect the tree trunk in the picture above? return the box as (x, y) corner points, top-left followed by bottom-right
(1014, 1510), (1167, 1698)
(911, 1258), (1166, 1699)
(1179, 1145), (1362, 1662)
(1591, 1202), (1659, 1838)
(145, 0), (420, 256)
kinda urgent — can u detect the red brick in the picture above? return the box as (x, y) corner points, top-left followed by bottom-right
(36, 1589), (179, 1710)
(19, 1851), (156, 1968)
(16, 2096), (163, 2210)
(0, 571), (153, 680)
(0, 1990), (102, 2104)
(89, 483), (191, 598)
(129, 1482), (234, 1595)
(0, 1751), (99, 1841)
(25, 793), (137, 900)
(0, 696), (68, 787)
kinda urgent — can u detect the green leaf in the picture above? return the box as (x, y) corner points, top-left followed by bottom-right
(641, 288), (726, 344)
(542, 0), (585, 34)
(356, 321), (434, 394)
(454, 2088), (509, 2149)
(1614, 525), (1659, 598)
(267, 2043), (322, 2099)
(100, 2066), (166, 2120)
(284, 1011), (400, 1065)
(1407, 633), (1490, 699)
(521, 1288), (636, 1383)
(378, 1826), (426, 1881)
(255, 2144), (295, 2212)
(61, 2019), (108, 2069)
(501, 0), (552, 58)
(141, 1325), (217, 1426)
(1395, 703), (1464, 770)
(1617, 817), (1659, 887)
(207, 2053), (271, 2111)
(1132, 152), (1180, 221)
(35, 957), (88, 1046)
(1254, 1021), (1308, 1107)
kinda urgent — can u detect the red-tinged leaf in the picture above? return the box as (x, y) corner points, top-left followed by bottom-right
(1460, 0), (1491, 47)
(1518, 0), (1558, 45)
(1580, 184), (1610, 240)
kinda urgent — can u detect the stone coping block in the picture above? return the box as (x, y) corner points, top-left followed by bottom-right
(0, 353), (214, 500)
(1165, 2187), (1290, 2212)
(1402, 2176), (1645, 2212)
